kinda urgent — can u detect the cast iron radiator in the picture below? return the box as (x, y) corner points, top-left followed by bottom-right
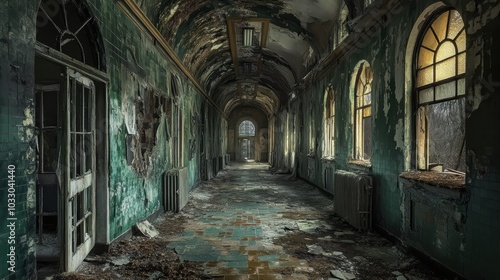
(163, 167), (189, 213)
(333, 170), (372, 230)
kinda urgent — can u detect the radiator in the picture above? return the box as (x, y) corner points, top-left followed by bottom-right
(333, 170), (372, 230)
(163, 167), (189, 213)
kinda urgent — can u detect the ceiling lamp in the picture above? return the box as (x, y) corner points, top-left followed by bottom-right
(243, 27), (254, 46)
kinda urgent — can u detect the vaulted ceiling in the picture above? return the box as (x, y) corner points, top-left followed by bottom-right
(133, 0), (358, 117)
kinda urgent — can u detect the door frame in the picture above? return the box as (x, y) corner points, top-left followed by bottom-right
(34, 49), (109, 271)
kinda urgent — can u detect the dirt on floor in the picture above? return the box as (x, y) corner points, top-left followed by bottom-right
(45, 214), (205, 280)
(45, 214), (451, 280)
(41, 164), (458, 280)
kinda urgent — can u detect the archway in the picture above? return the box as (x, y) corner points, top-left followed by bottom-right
(35, 0), (107, 272)
(238, 120), (257, 162)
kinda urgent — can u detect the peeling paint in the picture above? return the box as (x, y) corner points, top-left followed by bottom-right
(383, 68), (391, 121)
(394, 119), (404, 152)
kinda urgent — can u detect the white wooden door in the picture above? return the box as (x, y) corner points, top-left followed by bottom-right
(64, 69), (96, 271)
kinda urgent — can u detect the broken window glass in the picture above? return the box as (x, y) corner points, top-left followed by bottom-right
(415, 9), (466, 172)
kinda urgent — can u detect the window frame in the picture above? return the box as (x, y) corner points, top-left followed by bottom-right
(353, 62), (373, 162)
(323, 85), (335, 159)
(239, 120), (256, 137)
(413, 8), (466, 172)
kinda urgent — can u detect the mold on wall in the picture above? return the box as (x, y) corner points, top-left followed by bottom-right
(0, 1), (39, 278)
(271, 1), (500, 279)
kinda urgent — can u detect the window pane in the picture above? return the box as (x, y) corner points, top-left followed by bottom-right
(43, 91), (58, 127)
(76, 82), (83, 132)
(86, 215), (92, 239)
(431, 11), (449, 42)
(456, 31), (466, 53)
(417, 66), (434, 87)
(448, 10), (464, 40)
(85, 134), (92, 174)
(76, 134), (83, 177)
(428, 98), (466, 172)
(419, 88), (434, 104)
(363, 117), (372, 160)
(77, 191), (83, 220)
(70, 79), (75, 132)
(435, 56), (456, 81)
(363, 106), (372, 117)
(84, 87), (91, 132)
(457, 52), (466, 75)
(436, 41), (456, 62)
(365, 93), (372, 105)
(70, 134), (75, 179)
(435, 81), (456, 101)
(422, 29), (439, 51)
(457, 78), (465, 96)
(357, 82), (365, 97)
(364, 84), (372, 95)
(418, 47), (435, 68)
(42, 131), (58, 173)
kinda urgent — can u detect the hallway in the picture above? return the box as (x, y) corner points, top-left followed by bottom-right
(50, 163), (450, 280)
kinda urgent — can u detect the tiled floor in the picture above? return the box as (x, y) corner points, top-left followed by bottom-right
(165, 163), (321, 279)
(48, 162), (452, 279)
(158, 162), (449, 279)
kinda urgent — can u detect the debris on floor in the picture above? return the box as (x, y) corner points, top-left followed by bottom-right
(135, 220), (160, 238)
(42, 163), (455, 280)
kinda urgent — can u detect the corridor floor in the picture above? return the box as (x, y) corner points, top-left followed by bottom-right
(50, 163), (452, 280)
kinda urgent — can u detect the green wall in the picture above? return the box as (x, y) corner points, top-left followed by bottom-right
(272, 1), (500, 279)
(0, 0), (224, 278)
(0, 1), (39, 279)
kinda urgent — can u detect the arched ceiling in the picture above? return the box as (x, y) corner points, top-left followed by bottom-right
(134, 0), (355, 117)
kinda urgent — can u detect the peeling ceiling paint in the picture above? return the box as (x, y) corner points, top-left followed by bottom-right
(134, 0), (349, 116)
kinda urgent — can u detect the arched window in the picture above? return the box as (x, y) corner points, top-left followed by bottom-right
(354, 62), (373, 161)
(36, 0), (105, 70)
(334, 1), (349, 49)
(239, 120), (256, 137)
(415, 9), (466, 172)
(170, 75), (182, 167)
(323, 85), (335, 158)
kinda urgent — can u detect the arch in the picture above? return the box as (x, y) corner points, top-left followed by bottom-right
(404, 2), (466, 171)
(239, 120), (256, 137)
(403, 2), (449, 170)
(323, 84), (335, 158)
(36, 0), (106, 71)
(35, 0), (108, 271)
(350, 60), (373, 161)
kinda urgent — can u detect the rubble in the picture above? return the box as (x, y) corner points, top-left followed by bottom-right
(43, 163), (453, 279)
(134, 220), (159, 238)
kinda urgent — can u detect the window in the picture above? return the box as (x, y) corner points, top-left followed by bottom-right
(239, 120), (255, 137)
(171, 75), (183, 167)
(354, 62), (373, 161)
(323, 85), (335, 158)
(415, 9), (466, 172)
(334, 1), (349, 49)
